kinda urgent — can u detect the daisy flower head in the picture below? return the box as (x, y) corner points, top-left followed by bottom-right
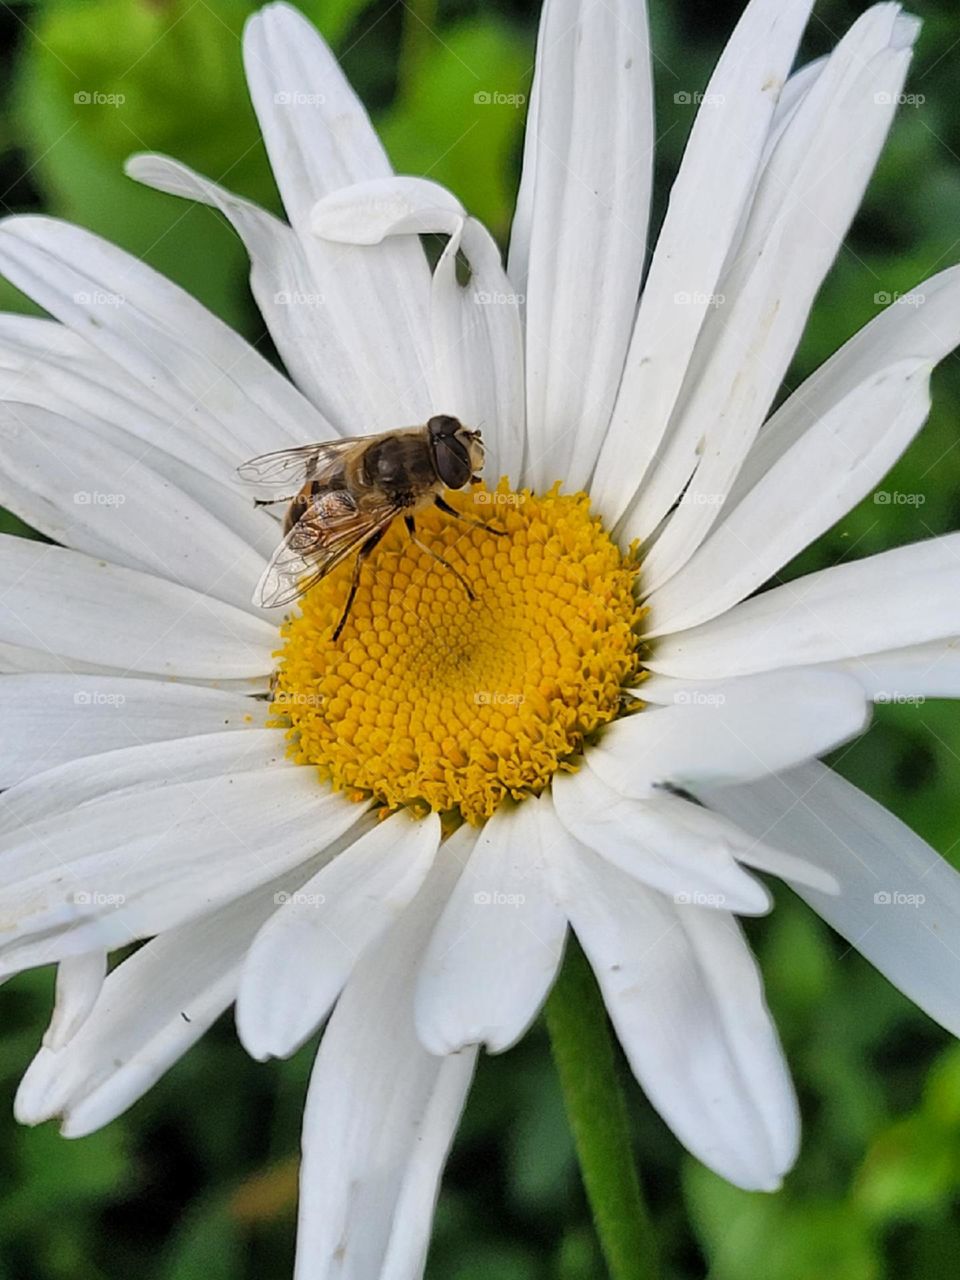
(1, 0), (960, 1274)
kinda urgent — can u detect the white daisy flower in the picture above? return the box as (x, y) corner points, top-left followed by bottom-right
(1, 0), (959, 1273)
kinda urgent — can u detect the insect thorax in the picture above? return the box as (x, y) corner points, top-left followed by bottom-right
(360, 433), (438, 505)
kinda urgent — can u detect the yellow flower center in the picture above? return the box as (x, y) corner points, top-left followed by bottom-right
(272, 481), (641, 823)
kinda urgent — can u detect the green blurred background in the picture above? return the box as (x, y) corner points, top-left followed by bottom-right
(1, 0), (960, 1276)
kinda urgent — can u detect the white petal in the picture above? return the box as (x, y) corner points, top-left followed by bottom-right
(588, 669), (869, 795)
(14, 859), (334, 1132)
(430, 217), (525, 485)
(545, 816), (798, 1190)
(310, 176), (465, 243)
(0, 535), (276, 679)
(243, 4), (435, 430)
(0, 216), (320, 458)
(124, 153), (357, 435)
(647, 640), (960, 706)
(415, 804), (566, 1055)
(834, 639), (960, 700)
(647, 263), (960, 634)
(551, 763), (772, 912)
(0, 728), (284, 833)
(237, 810), (440, 1060)
(591, 0), (815, 524)
(0, 675), (266, 788)
(0, 314), (241, 478)
(311, 178), (525, 484)
(0, 639), (147, 678)
(649, 533), (960, 680)
(0, 401), (272, 611)
(17, 937), (235, 1133)
(510, 0), (653, 492)
(638, 790), (839, 894)
(0, 318), (281, 564)
(698, 762), (960, 1039)
(127, 156), (435, 435)
(0, 640), (257, 691)
(622, 5), (917, 564)
(244, 2), (395, 224)
(730, 265), (960, 506)
(636, 672), (742, 705)
(43, 951), (106, 1052)
(0, 639), (269, 694)
(720, 55), (828, 277)
(0, 744), (368, 971)
(645, 359), (935, 634)
(295, 854), (476, 1280)
(376, 1054), (475, 1280)
(760, 57), (827, 162)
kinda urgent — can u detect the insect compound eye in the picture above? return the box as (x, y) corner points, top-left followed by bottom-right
(426, 414), (463, 439)
(433, 435), (473, 489)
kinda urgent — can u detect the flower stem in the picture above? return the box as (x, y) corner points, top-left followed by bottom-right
(545, 936), (660, 1280)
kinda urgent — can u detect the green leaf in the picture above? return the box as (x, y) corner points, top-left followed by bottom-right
(12, 0), (377, 328)
(853, 1117), (957, 1222)
(684, 1165), (880, 1280)
(13, 0), (265, 328)
(0, 1122), (130, 1226)
(757, 900), (833, 1027)
(922, 1044), (960, 1128)
(296, 0), (374, 46)
(163, 1196), (243, 1280)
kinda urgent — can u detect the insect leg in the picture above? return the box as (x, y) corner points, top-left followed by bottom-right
(405, 514), (476, 602)
(434, 494), (507, 536)
(333, 525), (389, 642)
(254, 495), (300, 507)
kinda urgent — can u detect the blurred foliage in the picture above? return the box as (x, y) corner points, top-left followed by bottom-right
(0, 0), (959, 1277)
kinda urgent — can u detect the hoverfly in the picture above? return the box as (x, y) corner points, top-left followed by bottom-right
(239, 414), (504, 639)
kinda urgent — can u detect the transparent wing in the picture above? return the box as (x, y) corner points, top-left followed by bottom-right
(253, 491), (398, 609)
(237, 438), (373, 495)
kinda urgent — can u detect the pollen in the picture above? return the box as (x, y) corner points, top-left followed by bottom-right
(271, 481), (641, 824)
